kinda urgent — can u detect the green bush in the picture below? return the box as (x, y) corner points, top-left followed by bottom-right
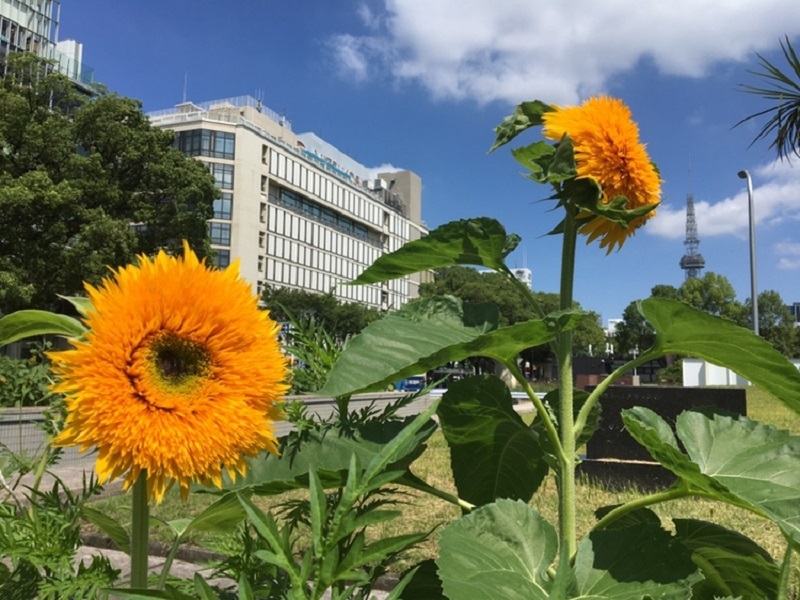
(0, 354), (56, 408)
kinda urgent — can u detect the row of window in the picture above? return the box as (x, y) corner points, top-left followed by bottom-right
(268, 148), (388, 229)
(267, 205), (381, 265)
(266, 260), (383, 307)
(176, 129), (236, 160)
(270, 186), (380, 244)
(268, 236), (365, 281)
(212, 248), (230, 269)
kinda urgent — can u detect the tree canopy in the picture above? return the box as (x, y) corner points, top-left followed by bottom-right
(261, 285), (381, 340)
(419, 266), (606, 356)
(0, 54), (217, 314)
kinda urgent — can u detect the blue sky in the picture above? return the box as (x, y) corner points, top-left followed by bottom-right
(60, 1), (800, 324)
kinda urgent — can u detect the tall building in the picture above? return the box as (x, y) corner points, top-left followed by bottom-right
(149, 95), (427, 310)
(0, 0), (95, 91)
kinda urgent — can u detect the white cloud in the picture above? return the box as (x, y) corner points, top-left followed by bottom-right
(328, 1), (800, 105)
(775, 240), (800, 270)
(647, 159), (800, 239)
(367, 163), (404, 179)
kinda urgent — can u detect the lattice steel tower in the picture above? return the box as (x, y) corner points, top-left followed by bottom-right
(680, 193), (705, 280)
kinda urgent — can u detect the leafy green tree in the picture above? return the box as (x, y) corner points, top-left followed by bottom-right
(746, 290), (797, 356)
(0, 53), (216, 314)
(261, 286), (381, 340)
(738, 36), (800, 160)
(678, 272), (746, 323)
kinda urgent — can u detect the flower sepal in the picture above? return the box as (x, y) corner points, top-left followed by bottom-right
(491, 100), (555, 152)
(512, 134), (578, 185)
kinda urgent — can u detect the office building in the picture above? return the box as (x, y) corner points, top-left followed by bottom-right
(0, 0), (95, 91)
(149, 95), (427, 310)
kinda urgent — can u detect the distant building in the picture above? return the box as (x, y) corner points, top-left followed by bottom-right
(606, 318), (623, 337)
(0, 0), (95, 92)
(511, 267), (532, 289)
(149, 95), (427, 310)
(788, 302), (800, 326)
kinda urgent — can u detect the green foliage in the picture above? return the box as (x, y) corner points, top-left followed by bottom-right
(0, 53), (216, 313)
(261, 286), (380, 341)
(0, 354), (55, 407)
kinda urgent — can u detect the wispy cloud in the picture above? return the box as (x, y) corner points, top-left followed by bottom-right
(327, 1), (800, 105)
(775, 240), (800, 270)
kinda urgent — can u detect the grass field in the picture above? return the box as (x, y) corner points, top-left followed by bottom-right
(85, 385), (800, 576)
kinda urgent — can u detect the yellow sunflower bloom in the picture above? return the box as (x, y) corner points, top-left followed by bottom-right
(542, 95), (661, 252)
(51, 243), (289, 503)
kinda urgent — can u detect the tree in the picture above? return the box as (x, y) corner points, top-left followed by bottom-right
(738, 36), (800, 160)
(261, 286), (381, 340)
(0, 53), (217, 314)
(678, 272), (746, 324)
(746, 290), (797, 357)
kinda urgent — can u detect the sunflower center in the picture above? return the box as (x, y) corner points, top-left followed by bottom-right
(149, 334), (211, 391)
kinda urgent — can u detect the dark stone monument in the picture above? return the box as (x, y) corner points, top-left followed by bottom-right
(579, 386), (747, 489)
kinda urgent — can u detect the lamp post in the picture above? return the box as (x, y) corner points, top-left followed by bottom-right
(737, 170), (759, 336)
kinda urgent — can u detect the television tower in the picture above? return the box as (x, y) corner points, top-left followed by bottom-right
(680, 193), (705, 280)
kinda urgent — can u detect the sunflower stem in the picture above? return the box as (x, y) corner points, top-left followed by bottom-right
(130, 471), (150, 589)
(556, 211), (578, 562)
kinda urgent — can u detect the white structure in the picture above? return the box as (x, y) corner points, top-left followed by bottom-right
(149, 96), (427, 310)
(511, 267), (532, 289)
(682, 358), (800, 386)
(0, 0), (94, 90)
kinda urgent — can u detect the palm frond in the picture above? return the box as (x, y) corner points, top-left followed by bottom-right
(736, 36), (800, 160)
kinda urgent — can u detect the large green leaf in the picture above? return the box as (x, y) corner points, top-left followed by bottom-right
(572, 523), (703, 599)
(217, 402), (439, 495)
(639, 297), (800, 414)
(350, 218), (520, 285)
(437, 499), (557, 600)
(624, 407), (800, 545)
(438, 375), (548, 506)
(167, 492), (246, 538)
(319, 295), (582, 397)
(0, 309), (85, 348)
(673, 518), (779, 599)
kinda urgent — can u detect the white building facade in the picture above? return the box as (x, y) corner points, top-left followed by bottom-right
(149, 96), (426, 310)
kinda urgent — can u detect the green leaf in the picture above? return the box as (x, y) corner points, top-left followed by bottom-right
(437, 499), (557, 600)
(677, 408), (800, 545)
(177, 492), (246, 538)
(350, 218), (520, 286)
(394, 559), (444, 600)
(79, 506), (131, 554)
(320, 295), (582, 397)
(491, 100), (555, 152)
(58, 294), (94, 318)
(593, 505), (661, 530)
(511, 141), (555, 183)
(640, 297), (800, 414)
(624, 407), (800, 545)
(193, 573), (220, 600)
(532, 389), (600, 468)
(0, 309), (86, 348)
(548, 133), (579, 183)
(572, 523), (703, 598)
(438, 375), (548, 506)
(673, 518), (779, 599)
(219, 404), (438, 495)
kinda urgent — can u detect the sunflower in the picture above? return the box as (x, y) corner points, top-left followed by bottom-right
(542, 95), (661, 252)
(51, 243), (289, 503)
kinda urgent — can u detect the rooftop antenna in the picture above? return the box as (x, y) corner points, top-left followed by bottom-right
(182, 72), (188, 103)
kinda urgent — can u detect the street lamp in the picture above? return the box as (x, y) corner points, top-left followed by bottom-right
(738, 170), (759, 336)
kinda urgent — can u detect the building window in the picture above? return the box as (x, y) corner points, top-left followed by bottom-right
(209, 222), (231, 245)
(212, 249), (230, 269)
(209, 163), (234, 190)
(175, 129), (235, 159)
(213, 193), (233, 219)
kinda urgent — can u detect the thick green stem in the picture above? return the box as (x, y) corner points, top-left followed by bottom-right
(130, 471), (150, 589)
(556, 213), (579, 561)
